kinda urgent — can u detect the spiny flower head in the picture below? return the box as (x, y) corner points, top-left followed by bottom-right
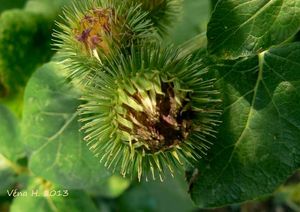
(53, 0), (155, 85)
(79, 43), (221, 181)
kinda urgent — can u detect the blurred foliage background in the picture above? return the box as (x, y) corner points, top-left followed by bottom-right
(0, 0), (300, 211)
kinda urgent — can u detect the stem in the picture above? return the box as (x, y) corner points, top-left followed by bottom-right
(1, 156), (29, 175)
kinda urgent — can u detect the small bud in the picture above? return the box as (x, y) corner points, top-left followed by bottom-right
(53, 0), (154, 85)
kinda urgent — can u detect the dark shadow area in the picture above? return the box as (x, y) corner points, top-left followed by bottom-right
(0, 0), (27, 13)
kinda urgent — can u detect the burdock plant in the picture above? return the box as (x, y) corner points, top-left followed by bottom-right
(54, 0), (221, 181)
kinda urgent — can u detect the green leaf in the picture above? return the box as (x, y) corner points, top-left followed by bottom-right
(10, 179), (98, 212)
(190, 42), (300, 207)
(24, 0), (71, 19)
(117, 174), (196, 212)
(0, 0), (26, 13)
(207, 0), (300, 59)
(0, 10), (53, 98)
(22, 62), (110, 189)
(296, 31), (300, 42)
(0, 155), (18, 195)
(0, 155), (29, 197)
(0, 105), (24, 161)
(0, 168), (16, 195)
(89, 175), (130, 198)
(169, 0), (211, 45)
(210, 0), (219, 10)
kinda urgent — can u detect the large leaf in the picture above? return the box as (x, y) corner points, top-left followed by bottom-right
(169, 0), (211, 45)
(117, 174), (196, 212)
(0, 0), (26, 13)
(189, 42), (300, 207)
(207, 0), (300, 59)
(10, 179), (98, 212)
(24, 0), (71, 18)
(210, 0), (219, 10)
(89, 175), (131, 198)
(0, 10), (53, 98)
(22, 62), (110, 189)
(0, 155), (19, 195)
(0, 105), (24, 161)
